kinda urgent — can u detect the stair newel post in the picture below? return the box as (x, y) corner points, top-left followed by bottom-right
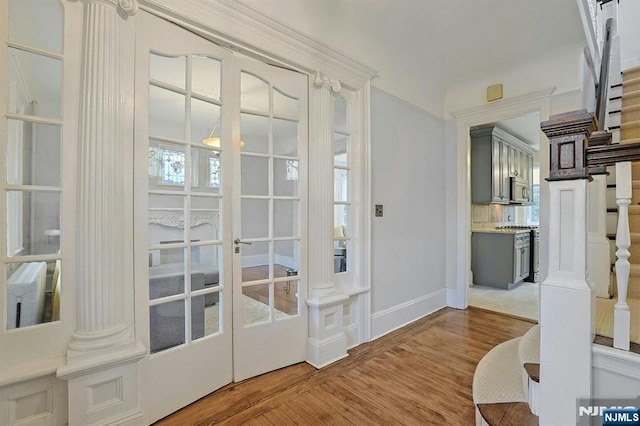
(614, 161), (631, 350)
(540, 110), (596, 425)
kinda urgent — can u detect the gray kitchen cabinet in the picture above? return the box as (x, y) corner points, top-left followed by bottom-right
(471, 231), (531, 289)
(470, 127), (508, 204)
(471, 125), (536, 204)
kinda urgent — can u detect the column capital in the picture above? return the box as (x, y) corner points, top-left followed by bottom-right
(73, 0), (139, 16)
(313, 71), (341, 93)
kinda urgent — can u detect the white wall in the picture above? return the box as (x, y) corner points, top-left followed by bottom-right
(370, 89), (446, 332)
(619, 0), (640, 70)
(444, 47), (584, 116)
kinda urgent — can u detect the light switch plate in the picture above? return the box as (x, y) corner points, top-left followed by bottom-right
(375, 204), (383, 217)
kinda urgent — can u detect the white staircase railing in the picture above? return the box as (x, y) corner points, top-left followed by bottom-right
(614, 162), (631, 350)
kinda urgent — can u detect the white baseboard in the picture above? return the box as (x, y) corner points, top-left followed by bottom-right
(344, 323), (359, 349)
(592, 344), (640, 399)
(371, 289), (447, 340)
(306, 333), (349, 369)
(447, 288), (465, 309)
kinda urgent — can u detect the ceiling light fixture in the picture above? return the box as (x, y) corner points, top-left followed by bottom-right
(202, 117), (245, 148)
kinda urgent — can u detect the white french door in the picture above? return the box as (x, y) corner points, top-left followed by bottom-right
(134, 12), (308, 423)
(232, 58), (308, 382)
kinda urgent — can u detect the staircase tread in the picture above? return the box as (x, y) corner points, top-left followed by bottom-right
(473, 337), (526, 404)
(623, 65), (640, 76)
(523, 363), (540, 383)
(477, 402), (538, 426)
(517, 325), (540, 365)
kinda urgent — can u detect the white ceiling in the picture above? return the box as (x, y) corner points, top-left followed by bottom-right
(241, 0), (587, 117)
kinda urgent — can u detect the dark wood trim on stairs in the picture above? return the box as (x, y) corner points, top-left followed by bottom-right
(607, 208), (618, 213)
(609, 96), (622, 101)
(611, 83), (623, 89)
(594, 335), (640, 355)
(524, 363), (540, 383)
(477, 402), (538, 426)
(607, 184), (616, 188)
(608, 125), (621, 130)
(587, 141), (640, 167)
(608, 109), (621, 114)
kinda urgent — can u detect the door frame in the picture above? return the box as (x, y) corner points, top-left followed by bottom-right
(449, 88), (554, 309)
(138, 0), (375, 362)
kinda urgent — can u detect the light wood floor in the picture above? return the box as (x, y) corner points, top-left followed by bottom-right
(155, 307), (535, 425)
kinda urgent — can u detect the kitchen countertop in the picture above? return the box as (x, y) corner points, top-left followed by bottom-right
(472, 228), (532, 234)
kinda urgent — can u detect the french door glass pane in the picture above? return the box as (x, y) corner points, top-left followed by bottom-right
(273, 159), (298, 197)
(8, 48), (62, 119)
(6, 191), (60, 256)
(334, 95), (349, 132)
(274, 200), (298, 238)
(274, 280), (298, 317)
(273, 118), (298, 156)
(273, 88), (299, 118)
(9, 0), (63, 53)
(190, 196), (220, 241)
(203, 295), (220, 336)
(240, 113), (269, 154)
(192, 56), (221, 100)
(148, 141), (186, 191)
(191, 99), (221, 147)
(241, 241), (270, 282)
(150, 300), (185, 353)
(192, 146), (222, 193)
(6, 120), (61, 186)
(148, 194), (185, 245)
(334, 169), (348, 202)
(242, 283), (270, 326)
(241, 156), (269, 196)
(6, 260), (59, 329)
(240, 72), (269, 112)
(273, 240), (298, 278)
(241, 199), (269, 239)
(149, 53), (186, 89)
(149, 86), (186, 140)
(333, 133), (349, 167)
(149, 249), (184, 299)
(191, 244), (220, 293)
(191, 294), (208, 340)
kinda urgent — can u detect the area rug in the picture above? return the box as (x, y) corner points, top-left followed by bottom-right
(204, 295), (289, 335)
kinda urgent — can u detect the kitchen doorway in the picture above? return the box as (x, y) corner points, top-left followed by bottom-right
(467, 112), (542, 322)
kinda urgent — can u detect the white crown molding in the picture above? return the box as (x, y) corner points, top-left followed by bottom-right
(451, 87), (557, 120)
(139, 0), (377, 89)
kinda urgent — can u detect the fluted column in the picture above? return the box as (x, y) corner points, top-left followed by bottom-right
(308, 71), (341, 297)
(69, 0), (138, 352)
(306, 71), (349, 368)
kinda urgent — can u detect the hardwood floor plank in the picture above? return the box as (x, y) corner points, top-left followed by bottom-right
(155, 307), (534, 425)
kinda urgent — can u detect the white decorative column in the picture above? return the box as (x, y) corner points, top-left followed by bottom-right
(57, 1), (145, 425)
(306, 71), (349, 368)
(539, 112), (595, 425)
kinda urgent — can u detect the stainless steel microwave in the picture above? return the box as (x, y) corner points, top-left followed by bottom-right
(511, 177), (529, 203)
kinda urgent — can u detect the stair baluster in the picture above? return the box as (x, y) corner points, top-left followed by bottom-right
(614, 161), (631, 350)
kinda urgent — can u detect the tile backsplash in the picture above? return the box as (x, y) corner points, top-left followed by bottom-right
(472, 204), (518, 229)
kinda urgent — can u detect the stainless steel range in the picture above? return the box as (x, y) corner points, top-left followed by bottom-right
(495, 225), (540, 283)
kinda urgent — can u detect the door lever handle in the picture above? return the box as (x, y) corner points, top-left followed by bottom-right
(234, 238), (252, 245)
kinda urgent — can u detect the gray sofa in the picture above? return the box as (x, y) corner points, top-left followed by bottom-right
(148, 271), (207, 353)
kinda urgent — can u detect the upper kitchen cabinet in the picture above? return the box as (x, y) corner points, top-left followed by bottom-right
(470, 125), (535, 204)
